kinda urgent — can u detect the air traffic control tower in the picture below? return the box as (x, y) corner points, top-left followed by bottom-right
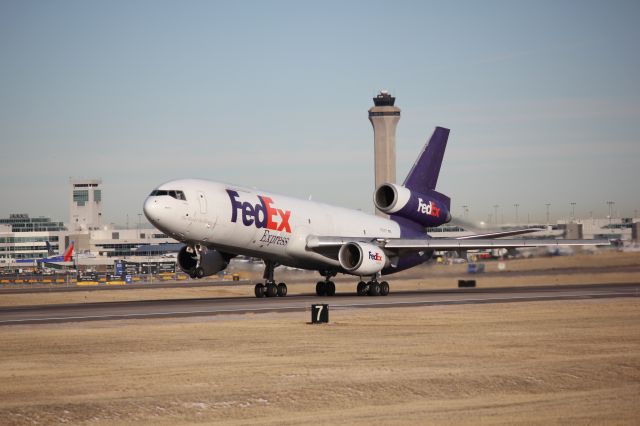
(369, 90), (400, 216)
(69, 178), (103, 231)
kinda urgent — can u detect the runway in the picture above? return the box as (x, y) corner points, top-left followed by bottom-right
(1, 283), (638, 325)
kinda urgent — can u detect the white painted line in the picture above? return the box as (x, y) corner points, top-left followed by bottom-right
(0, 305), (306, 324)
(329, 292), (634, 308)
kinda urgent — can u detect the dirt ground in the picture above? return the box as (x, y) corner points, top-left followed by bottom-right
(1, 251), (639, 424)
(0, 298), (639, 425)
(1, 250), (639, 307)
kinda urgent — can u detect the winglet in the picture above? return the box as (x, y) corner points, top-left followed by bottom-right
(403, 127), (449, 191)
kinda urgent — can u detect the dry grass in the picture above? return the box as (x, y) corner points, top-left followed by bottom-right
(0, 299), (639, 425)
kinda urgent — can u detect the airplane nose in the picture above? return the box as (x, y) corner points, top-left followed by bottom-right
(143, 197), (160, 224)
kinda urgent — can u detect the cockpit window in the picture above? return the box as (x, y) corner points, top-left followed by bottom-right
(149, 190), (187, 200)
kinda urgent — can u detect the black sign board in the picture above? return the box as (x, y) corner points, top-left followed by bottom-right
(311, 304), (329, 324)
(78, 273), (98, 282)
(157, 262), (176, 273)
(124, 262), (140, 275)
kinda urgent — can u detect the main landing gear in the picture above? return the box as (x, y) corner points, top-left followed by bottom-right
(356, 279), (389, 297)
(315, 271), (337, 297)
(314, 272), (389, 297)
(254, 260), (287, 298)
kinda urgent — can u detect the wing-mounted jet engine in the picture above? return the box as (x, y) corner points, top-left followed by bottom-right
(177, 245), (232, 279)
(374, 183), (451, 228)
(338, 241), (388, 275)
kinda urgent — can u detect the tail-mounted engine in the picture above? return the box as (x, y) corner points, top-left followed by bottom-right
(338, 242), (388, 276)
(374, 183), (451, 228)
(177, 245), (231, 279)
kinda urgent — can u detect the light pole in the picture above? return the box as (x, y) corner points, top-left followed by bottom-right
(606, 201), (615, 226)
(545, 203), (551, 225)
(514, 203), (519, 225)
(493, 205), (499, 225)
(461, 205), (468, 219)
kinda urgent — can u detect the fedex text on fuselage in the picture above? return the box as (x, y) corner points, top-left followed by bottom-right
(227, 189), (292, 233)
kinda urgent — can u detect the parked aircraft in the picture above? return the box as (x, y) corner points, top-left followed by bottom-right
(15, 241), (75, 265)
(143, 127), (609, 298)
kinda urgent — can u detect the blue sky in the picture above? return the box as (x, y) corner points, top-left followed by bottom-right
(1, 1), (639, 226)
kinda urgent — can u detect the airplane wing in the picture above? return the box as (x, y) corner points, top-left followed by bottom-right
(306, 235), (610, 252)
(382, 238), (610, 250)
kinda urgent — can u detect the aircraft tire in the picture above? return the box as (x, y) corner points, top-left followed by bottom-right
(357, 281), (368, 296)
(316, 281), (326, 296)
(277, 283), (287, 297)
(326, 281), (336, 296)
(195, 267), (205, 279)
(255, 283), (266, 298)
(266, 283), (278, 297)
(368, 281), (381, 296)
(380, 281), (389, 296)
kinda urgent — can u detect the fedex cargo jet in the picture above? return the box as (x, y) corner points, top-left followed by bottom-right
(143, 127), (609, 298)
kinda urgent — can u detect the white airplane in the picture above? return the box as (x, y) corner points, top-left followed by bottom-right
(143, 127), (609, 298)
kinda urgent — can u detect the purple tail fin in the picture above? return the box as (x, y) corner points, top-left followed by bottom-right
(403, 127), (449, 191)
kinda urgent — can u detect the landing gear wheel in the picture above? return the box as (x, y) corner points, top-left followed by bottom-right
(277, 283), (287, 297)
(316, 281), (326, 296)
(357, 281), (368, 296)
(254, 283), (266, 298)
(195, 267), (205, 279)
(326, 281), (336, 296)
(380, 281), (389, 296)
(266, 283), (278, 297)
(368, 281), (381, 296)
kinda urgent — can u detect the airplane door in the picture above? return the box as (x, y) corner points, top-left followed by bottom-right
(198, 191), (207, 214)
(192, 191), (217, 243)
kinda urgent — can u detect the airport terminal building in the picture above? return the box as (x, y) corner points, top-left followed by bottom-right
(0, 214), (68, 262)
(0, 179), (180, 270)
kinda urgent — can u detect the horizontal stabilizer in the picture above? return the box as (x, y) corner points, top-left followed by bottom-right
(456, 228), (544, 240)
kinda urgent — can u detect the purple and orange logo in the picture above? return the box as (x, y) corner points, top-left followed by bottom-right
(417, 198), (440, 218)
(227, 190), (292, 233)
(368, 251), (382, 261)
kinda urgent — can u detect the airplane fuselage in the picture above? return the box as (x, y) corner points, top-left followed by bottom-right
(143, 179), (417, 273)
